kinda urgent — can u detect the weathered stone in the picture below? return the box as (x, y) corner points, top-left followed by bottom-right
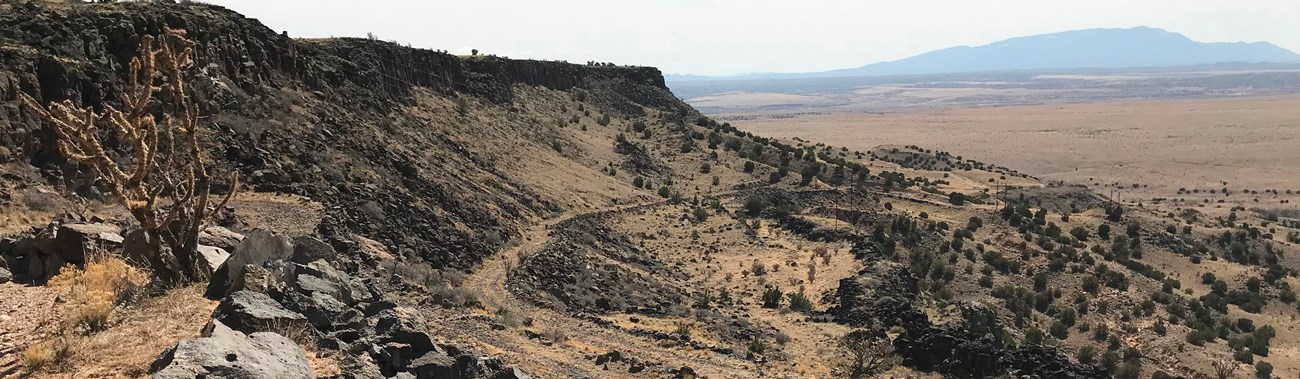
(149, 319), (314, 379)
(227, 264), (287, 295)
(374, 307), (435, 352)
(291, 236), (336, 264)
(197, 245), (230, 274)
(0, 266), (11, 284)
(213, 290), (308, 334)
(364, 300), (399, 316)
(295, 273), (342, 299)
(407, 350), (457, 379)
(497, 367), (534, 379)
(206, 230), (294, 299)
(199, 226), (245, 251)
(281, 290), (350, 330)
(0, 223), (124, 282)
(56, 223), (122, 263)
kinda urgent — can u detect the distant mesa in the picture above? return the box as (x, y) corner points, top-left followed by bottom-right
(669, 27), (1300, 81)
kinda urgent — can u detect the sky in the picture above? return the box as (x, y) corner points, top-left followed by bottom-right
(204, 0), (1300, 76)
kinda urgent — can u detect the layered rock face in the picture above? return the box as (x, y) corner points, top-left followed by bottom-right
(0, 0), (688, 271)
(152, 230), (531, 379)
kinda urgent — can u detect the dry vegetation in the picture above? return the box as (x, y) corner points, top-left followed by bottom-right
(730, 95), (1300, 203)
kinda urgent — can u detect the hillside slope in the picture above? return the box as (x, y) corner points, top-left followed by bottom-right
(1, 2), (1297, 379)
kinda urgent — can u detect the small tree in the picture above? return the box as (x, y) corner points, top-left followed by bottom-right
(1255, 361), (1272, 379)
(838, 330), (898, 378)
(949, 192), (966, 206)
(761, 287), (783, 308)
(1213, 359), (1238, 379)
(20, 29), (237, 283)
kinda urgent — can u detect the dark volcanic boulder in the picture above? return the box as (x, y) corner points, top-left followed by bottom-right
(0, 223), (123, 283)
(207, 230), (295, 299)
(150, 319), (314, 379)
(55, 223), (122, 263)
(292, 236), (337, 264)
(200, 226), (246, 252)
(213, 290), (308, 334)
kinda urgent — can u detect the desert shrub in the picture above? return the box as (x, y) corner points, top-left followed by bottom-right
(692, 207), (709, 223)
(1049, 321), (1069, 339)
(1077, 345), (1096, 364)
(430, 285), (482, 308)
(838, 330), (898, 378)
(948, 192), (966, 206)
(21, 340), (70, 373)
(787, 291), (814, 313)
(1082, 276), (1100, 293)
(752, 330), (782, 348)
(743, 161), (756, 173)
(674, 323), (692, 340)
(700, 163), (712, 173)
(761, 287), (783, 308)
(1070, 226), (1089, 241)
(1255, 361), (1273, 378)
(1234, 348), (1254, 364)
(747, 338), (767, 356)
(48, 257), (149, 334)
(21, 29), (238, 282)
(1114, 361), (1142, 379)
(541, 326), (569, 344)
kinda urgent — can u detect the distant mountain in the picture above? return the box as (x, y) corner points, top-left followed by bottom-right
(669, 27), (1300, 81)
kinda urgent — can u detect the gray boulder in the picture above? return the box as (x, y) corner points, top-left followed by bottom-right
(374, 307), (436, 352)
(1, 223), (122, 282)
(56, 223), (123, 263)
(214, 290), (308, 335)
(291, 236), (336, 264)
(150, 319), (314, 379)
(0, 266), (11, 284)
(197, 245), (230, 275)
(207, 230), (294, 299)
(294, 259), (374, 306)
(200, 226), (246, 251)
(406, 350), (458, 378)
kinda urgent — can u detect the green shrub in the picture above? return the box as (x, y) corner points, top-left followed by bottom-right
(761, 287), (783, 308)
(787, 291), (814, 313)
(1256, 361), (1273, 378)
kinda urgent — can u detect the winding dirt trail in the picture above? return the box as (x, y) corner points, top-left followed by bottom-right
(446, 197), (766, 378)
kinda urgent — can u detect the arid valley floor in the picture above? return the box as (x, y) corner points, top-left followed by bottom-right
(715, 95), (1300, 204)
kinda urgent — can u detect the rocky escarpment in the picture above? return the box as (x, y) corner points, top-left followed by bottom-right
(0, 0), (691, 269)
(829, 261), (1107, 379)
(507, 215), (686, 316)
(153, 229), (532, 379)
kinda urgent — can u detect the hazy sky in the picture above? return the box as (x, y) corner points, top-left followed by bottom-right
(206, 0), (1300, 76)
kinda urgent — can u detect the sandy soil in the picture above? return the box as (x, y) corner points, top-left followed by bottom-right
(728, 96), (1300, 204)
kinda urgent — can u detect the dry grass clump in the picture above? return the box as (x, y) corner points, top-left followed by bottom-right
(20, 339), (71, 373)
(47, 255), (150, 333)
(399, 262), (481, 308)
(24, 285), (217, 376)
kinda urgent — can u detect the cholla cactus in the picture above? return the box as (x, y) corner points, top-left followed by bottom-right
(19, 28), (237, 282)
